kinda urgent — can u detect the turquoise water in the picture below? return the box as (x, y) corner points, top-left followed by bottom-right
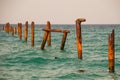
(0, 24), (120, 80)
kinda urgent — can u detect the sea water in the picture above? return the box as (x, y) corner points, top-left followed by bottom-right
(0, 24), (120, 80)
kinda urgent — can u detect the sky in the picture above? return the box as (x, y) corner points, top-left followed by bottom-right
(0, 0), (120, 24)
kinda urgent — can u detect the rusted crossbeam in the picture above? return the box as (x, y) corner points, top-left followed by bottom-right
(42, 28), (70, 33)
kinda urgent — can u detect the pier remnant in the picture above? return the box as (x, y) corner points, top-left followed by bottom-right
(10, 27), (14, 36)
(24, 21), (28, 42)
(18, 23), (22, 40)
(18, 23), (20, 36)
(41, 30), (49, 50)
(108, 29), (115, 73)
(41, 21), (70, 50)
(60, 32), (68, 50)
(31, 22), (35, 47)
(46, 21), (51, 46)
(75, 18), (86, 59)
(5, 23), (10, 34)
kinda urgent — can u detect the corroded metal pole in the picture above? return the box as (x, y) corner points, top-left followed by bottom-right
(108, 29), (115, 73)
(40, 31), (49, 50)
(20, 23), (22, 40)
(42, 28), (70, 33)
(46, 21), (51, 46)
(5, 23), (10, 34)
(75, 18), (86, 59)
(18, 23), (22, 40)
(60, 32), (68, 50)
(24, 21), (28, 42)
(18, 23), (19, 35)
(18, 23), (20, 37)
(31, 22), (35, 47)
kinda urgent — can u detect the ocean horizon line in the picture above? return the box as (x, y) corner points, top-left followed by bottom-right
(0, 23), (120, 25)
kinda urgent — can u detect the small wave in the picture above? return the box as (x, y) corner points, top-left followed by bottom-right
(5, 56), (52, 65)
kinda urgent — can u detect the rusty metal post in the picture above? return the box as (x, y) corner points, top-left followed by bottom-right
(24, 21), (28, 42)
(31, 22), (35, 47)
(20, 23), (22, 40)
(108, 29), (115, 73)
(75, 18), (86, 59)
(5, 23), (10, 34)
(60, 32), (68, 50)
(18, 23), (20, 39)
(40, 31), (49, 50)
(46, 21), (51, 46)
(18, 23), (22, 40)
(18, 23), (19, 35)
